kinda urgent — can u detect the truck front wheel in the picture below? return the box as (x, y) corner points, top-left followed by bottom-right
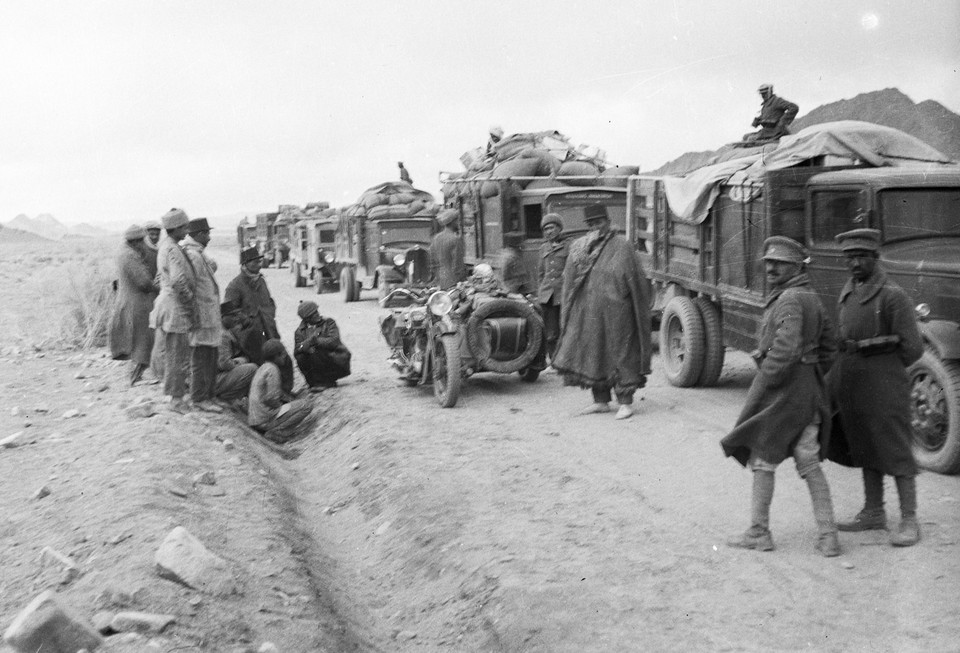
(659, 296), (705, 388)
(909, 349), (960, 474)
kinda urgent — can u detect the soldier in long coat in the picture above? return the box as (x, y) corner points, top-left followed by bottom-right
(552, 204), (652, 420)
(108, 225), (160, 385)
(536, 212), (568, 361)
(224, 246), (281, 366)
(429, 209), (465, 290)
(149, 208), (196, 412)
(183, 218), (223, 412)
(721, 237), (840, 557)
(827, 228), (924, 547)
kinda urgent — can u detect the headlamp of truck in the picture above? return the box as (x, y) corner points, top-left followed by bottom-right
(393, 253), (406, 267)
(427, 291), (453, 317)
(915, 303), (931, 320)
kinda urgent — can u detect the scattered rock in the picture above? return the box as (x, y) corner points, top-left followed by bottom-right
(10, 407), (20, 417)
(396, 630), (418, 641)
(33, 405), (50, 413)
(223, 439), (236, 451)
(228, 456), (242, 466)
(97, 384), (109, 393)
(2, 590), (103, 653)
(33, 485), (51, 500)
(91, 610), (115, 635)
(351, 462), (360, 470)
(258, 643), (278, 653)
(193, 470), (216, 486)
(39, 547), (78, 576)
(840, 560), (855, 570)
(375, 521), (392, 536)
(74, 372), (86, 379)
(1, 432), (24, 448)
(154, 526), (237, 596)
(203, 486), (227, 497)
(60, 409), (80, 419)
(166, 479), (190, 498)
(109, 611), (175, 634)
(106, 532), (132, 546)
(125, 403), (157, 420)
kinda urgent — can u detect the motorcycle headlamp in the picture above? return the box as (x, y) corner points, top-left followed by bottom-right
(393, 253), (406, 267)
(427, 291), (453, 317)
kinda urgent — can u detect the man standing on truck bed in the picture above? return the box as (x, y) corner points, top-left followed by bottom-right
(552, 203), (651, 420)
(722, 236), (840, 557)
(743, 83), (798, 144)
(827, 228), (924, 547)
(429, 209), (465, 290)
(536, 213), (568, 362)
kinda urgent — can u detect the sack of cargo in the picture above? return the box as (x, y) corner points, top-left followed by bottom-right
(524, 177), (566, 191)
(492, 134), (538, 161)
(557, 160), (599, 186)
(388, 192), (417, 205)
(599, 165), (640, 187)
(460, 147), (484, 170)
(345, 204), (366, 217)
(520, 146), (562, 176)
(491, 157), (541, 181)
(367, 204), (393, 219)
(361, 193), (388, 209)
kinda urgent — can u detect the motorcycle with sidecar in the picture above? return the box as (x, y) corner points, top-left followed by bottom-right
(378, 282), (546, 407)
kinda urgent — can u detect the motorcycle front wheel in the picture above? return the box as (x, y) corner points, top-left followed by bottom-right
(433, 334), (461, 408)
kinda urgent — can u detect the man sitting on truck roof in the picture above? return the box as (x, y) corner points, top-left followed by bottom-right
(743, 83), (798, 144)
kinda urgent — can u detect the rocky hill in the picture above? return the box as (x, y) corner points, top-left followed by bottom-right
(649, 88), (960, 175)
(2, 214), (110, 240)
(0, 223), (49, 244)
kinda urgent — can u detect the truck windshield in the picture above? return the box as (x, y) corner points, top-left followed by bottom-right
(544, 199), (627, 235)
(378, 220), (433, 245)
(881, 188), (960, 241)
(318, 228), (335, 244)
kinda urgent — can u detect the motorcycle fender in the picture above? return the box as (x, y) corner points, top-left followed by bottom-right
(920, 320), (960, 360)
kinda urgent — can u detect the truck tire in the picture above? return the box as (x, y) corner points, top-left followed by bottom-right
(293, 263), (305, 288)
(908, 349), (960, 474)
(340, 267), (358, 303)
(465, 299), (544, 374)
(694, 297), (725, 387)
(433, 334), (461, 408)
(659, 296), (705, 387)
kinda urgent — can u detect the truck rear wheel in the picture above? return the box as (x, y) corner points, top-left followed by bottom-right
(340, 267), (358, 303)
(694, 297), (724, 387)
(909, 349), (960, 474)
(659, 296), (705, 388)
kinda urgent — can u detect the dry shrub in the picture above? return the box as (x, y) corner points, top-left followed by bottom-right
(60, 262), (116, 349)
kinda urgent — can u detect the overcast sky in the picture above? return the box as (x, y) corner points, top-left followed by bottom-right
(2, 0), (957, 227)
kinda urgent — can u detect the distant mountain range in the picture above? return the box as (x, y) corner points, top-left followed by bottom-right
(648, 87), (960, 175)
(0, 214), (111, 242)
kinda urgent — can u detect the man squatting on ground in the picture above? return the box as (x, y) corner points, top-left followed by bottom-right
(827, 228), (924, 547)
(216, 300), (258, 402)
(294, 300), (351, 390)
(721, 236), (840, 557)
(149, 208), (196, 413)
(182, 217), (224, 413)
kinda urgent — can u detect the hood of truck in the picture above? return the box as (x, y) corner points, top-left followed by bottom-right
(883, 237), (960, 274)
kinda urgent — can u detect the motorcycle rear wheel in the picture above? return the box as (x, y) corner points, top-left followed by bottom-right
(433, 334), (461, 408)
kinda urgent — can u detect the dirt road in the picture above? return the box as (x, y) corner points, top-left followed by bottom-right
(258, 258), (960, 652)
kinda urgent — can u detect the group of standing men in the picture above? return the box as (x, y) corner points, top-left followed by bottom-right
(109, 209), (351, 441)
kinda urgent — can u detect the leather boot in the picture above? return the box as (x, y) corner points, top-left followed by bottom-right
(805, 465), (840, 557)
(727, 470), (775, 552)
(837, 468), (886, 531)
(890, 475), (920, 547)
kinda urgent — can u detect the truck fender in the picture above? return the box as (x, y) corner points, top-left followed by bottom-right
(919, 320), (960, 360)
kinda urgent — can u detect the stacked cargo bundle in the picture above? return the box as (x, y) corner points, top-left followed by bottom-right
(446, 130), (639, 200)
(343, 181), (440, 220)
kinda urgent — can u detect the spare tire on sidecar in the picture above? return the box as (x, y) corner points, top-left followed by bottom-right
(465, 297), (544, 374)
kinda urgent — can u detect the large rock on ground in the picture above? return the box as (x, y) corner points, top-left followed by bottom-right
(3, 590), (103, 653)
(154, 526), (237, 596)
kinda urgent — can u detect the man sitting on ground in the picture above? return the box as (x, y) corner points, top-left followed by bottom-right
(216, 300), (259, 404)
(248, 339), (314, 443)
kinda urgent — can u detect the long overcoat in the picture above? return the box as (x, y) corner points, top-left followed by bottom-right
(552, 231), (652, 387)
(721, 274), (837, 467)
(108, 241), (159, 365)
(224, 271), (280, 365)
(825, 269), (923, 476)
(429, 229), (465, 290)
(149, 235), (196, 334)
(183, 237), (221, 347)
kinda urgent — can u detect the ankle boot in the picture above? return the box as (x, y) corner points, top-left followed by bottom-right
(804, 465), (840, 557)
(727, 470), (775, 551)
(838, 468), (886, 531)
(890, 475), (920, 547)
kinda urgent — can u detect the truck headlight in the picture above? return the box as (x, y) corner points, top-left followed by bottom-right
(915, 303), (931, 320)
(427, 291), (453, 316)
(393, 253), (406, 267)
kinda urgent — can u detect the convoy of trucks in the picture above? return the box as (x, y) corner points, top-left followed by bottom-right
(241, 120), (960, 474)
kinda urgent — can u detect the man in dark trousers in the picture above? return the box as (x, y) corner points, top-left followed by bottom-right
(743, 83), (799, 143)
(722, 236), (840, 557)
(224, 246), (281, 365)
(293, 300), (351, 390)
(827, 228), (924, 547)
(429, 209), (465, 290)
(552, 204), (652, 421)
(536, 212), (568, 361)
(182, 218), (223, 413)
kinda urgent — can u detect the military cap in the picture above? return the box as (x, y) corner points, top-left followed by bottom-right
(161, 208), (189, 230)
(540, 212), (563, 229)
(124, 224), (146, 241)
(437, 208), (458, 226)
(297, 300), (319, 320)
(758, 83), (773, 92)
(583, 204), (608, 222)
(761, 236), (807, 264)
(186, 217), (212, 233)
(240, 246), (264, 264)
(836, 228), (881, 252)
